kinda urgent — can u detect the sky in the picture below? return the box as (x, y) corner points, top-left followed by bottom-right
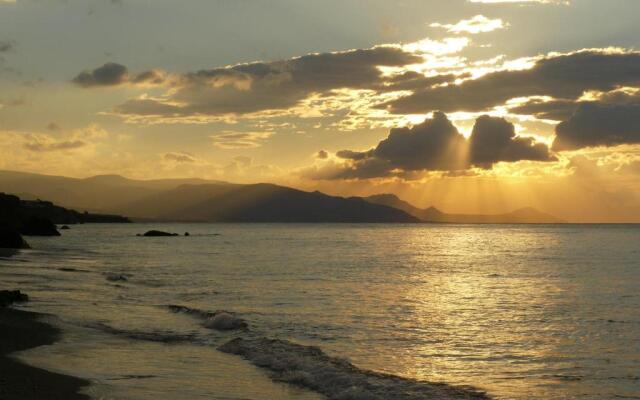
(1, 0), (640, 221)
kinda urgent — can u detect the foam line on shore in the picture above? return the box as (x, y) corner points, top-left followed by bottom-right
(165, 304), (490, 399)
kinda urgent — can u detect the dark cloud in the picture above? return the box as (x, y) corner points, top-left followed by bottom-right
(312, 112), (555, 180)
(72, 62), (165, 89)
(375, 71), (465, 92)
(373, 111), (467, 171)
(508, 99), (578, 121)
(381, 50), (640, 114)
(469, 115), (556, 167)
(72, 62), (129, 87)
(510, 88), (640, 121)
(114, 46), (422, 118)
(553, 102), (640, 151)
(316, 150), (329, 159)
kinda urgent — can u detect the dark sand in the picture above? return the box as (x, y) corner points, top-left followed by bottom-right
(0, 308), (89, 400)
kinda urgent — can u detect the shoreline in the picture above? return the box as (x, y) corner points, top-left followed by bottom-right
(0, 307), (90, 400)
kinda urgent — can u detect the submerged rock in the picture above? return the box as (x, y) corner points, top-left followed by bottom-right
(0, 290), (29, 307)
(20, 217), (61, 236)
(0, 230), (30, 249)
(142, 230), (179, 237)
(204, 312), (248, 331)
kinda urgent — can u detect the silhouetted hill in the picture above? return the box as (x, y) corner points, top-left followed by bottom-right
(0, 170), (225, 212)
(365, 194), (564, 224)
(0, 193), (130, 231)
(117, 183), (419, 223)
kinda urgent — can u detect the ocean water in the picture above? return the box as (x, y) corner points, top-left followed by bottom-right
(1, 223), (639, 400)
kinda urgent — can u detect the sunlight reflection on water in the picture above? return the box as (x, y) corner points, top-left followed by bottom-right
(1, 223), (639, 399)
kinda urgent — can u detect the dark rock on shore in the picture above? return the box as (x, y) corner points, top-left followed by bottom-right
(0, 193), (131, 232)
(142, 230), (179, 237)
(204, 312), (248, 331)
(60, 225), (71, 230)
(20, 216), (61, 236)
(0, 290), (29, 308)
(0, 230), (30, 249)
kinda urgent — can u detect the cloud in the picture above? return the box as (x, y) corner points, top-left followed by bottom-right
(316, 150), (329, 159)
(24, 138), (87, 152)
(131, 69), (167, 86)
(308, 112), (554, 180)
(210, 131), (273, 149)
(430, 15), (507, 34)
(163, 152), (197, 163)
(73, 62), (167, 88)
(469, 115), (556, 166)
(553, 103), (640, 151)
(112, 46), (423, 119)
(372, 111), (468, 171)
(73, 62), (129, 87)
(381, 49), (640, 115)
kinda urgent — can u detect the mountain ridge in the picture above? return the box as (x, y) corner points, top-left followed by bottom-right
(365, 194), (565, 224)
(0, 170), (564, 224)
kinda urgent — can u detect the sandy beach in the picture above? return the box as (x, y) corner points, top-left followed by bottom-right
(0, 307), (89, 400)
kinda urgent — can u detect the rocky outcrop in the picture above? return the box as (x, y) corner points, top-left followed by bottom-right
(0, 193), (131, 230)
(0, 290), (29, 307)
(141, 230), (179, 237)
(20, 216), (61, 236)
(0, 230), (30, 249)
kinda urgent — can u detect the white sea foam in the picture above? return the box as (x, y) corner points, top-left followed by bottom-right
(218, 337), (489, 400)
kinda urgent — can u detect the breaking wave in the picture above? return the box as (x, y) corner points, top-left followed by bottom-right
(84, 304), (489, 399)
(217, 336), (489, 400)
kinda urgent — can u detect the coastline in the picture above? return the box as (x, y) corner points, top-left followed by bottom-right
(0, 307), (90, 400)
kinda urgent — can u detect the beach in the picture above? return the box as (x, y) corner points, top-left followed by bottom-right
(0, 307), (89, 400)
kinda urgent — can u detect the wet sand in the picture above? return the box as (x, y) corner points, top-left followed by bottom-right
(0, 307), (89, 400)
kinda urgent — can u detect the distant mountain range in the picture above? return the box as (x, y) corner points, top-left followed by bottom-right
(0, 170), (564, 224)
(364, 194), (565, 224)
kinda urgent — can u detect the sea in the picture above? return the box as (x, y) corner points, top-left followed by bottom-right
(1, 223), (639, 400)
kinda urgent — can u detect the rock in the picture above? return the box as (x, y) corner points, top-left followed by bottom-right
(204, 312), (248, 331)
(0, 230), (30, 249)
(0, 290), (29, 307)
(142, 230), (179, 237)
(184, 232), (190, 236)
(20, 217), (61, 236)
(60, 225), (71, 230)
(105, 273), (128, 282)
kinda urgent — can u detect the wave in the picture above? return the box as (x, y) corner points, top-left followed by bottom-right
(218, 336), (489, 400)
(86, 305), (489, 399)
(86, 322), (197, 344)
(166, 304), (248, 331)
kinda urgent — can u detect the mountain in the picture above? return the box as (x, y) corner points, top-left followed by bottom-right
(116, 183), (420, 223)
(0, 170), (564, 224)
(365, 194), (564, 224)
(0, 170), (225, 212)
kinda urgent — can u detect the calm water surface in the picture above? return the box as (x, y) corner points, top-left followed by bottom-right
(1, 223), (639, 399)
